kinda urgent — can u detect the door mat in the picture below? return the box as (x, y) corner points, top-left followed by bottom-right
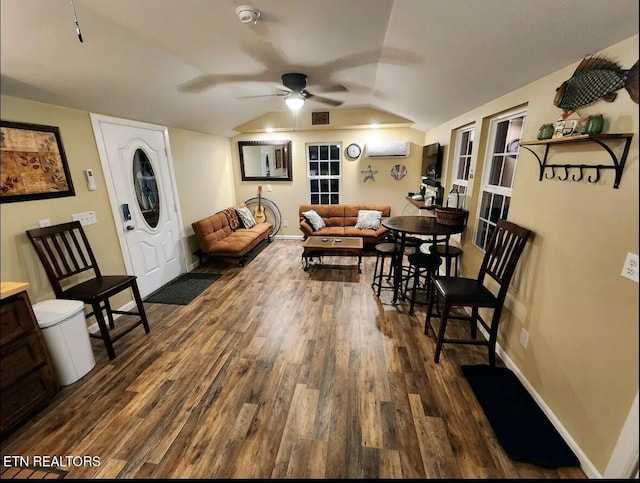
(145, 273), (221, 305)
(461, 364), (580, 469)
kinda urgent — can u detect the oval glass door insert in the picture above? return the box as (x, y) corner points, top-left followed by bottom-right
(132, 148), (160, 228)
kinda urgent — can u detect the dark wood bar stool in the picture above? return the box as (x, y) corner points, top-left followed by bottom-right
(402, 236), (423, 254)
(371, 242), (397, 296)
(407, 251), (442, 315)
(426, 244), (462, 276)
(393, 235), (423, 299)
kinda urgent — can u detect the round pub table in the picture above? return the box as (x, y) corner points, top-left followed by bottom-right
(381, 215), (466, 303)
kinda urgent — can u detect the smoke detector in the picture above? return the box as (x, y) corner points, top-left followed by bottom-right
(236, 5), (261, 24)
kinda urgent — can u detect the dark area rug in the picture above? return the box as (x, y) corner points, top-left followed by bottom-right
(145, 272), (221, 305)
(461, 364), (580, 469)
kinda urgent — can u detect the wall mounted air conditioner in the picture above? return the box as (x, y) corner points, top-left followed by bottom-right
(365, 140), (410, 158)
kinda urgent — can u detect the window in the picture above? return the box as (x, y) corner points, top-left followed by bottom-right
(474, 110), (526, 251)
(307, 142), (341, 204)
(451, 125), (475, 208)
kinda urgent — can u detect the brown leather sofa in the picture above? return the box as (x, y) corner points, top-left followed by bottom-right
(298, 204), (391, 244)
(192, 204), (273, 265)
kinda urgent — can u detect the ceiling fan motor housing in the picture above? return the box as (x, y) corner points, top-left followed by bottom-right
(281, 73), (308, 93)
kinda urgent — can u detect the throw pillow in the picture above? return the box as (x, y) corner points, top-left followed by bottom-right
(355, 210), (383, 230)
(222, 208), (240, 230)
(236, 206), (256, 229)
(302, 209), (326, 231)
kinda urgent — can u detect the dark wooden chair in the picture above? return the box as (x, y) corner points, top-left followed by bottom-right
(26, 221), (150, 360)
(424, 219), (532, 365)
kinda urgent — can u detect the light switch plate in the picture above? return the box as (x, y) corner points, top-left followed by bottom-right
(72, 211), (97, 226)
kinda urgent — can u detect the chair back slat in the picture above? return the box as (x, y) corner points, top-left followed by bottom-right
(490, 231), (517, 280)
(68, 229), (90, 269)
(38, 234), (65, 279)
(50, 231), (75, 275)
(26, 221), (100, 296)
(479, 220), (531, 300)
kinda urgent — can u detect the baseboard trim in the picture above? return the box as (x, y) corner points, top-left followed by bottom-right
(273, 234), (303, 240)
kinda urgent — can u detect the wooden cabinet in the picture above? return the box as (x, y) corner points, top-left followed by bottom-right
(0, 284), (58, 436)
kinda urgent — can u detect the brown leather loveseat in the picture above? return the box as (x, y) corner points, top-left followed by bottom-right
(298, 204), (391, 245)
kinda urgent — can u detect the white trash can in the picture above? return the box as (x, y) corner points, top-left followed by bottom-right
(32, 299), (96, 386)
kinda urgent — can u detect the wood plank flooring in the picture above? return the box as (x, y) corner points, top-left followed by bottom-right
(0, 240), (586, 479)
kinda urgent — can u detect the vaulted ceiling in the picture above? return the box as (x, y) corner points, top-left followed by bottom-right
(1, 0), (638, 137)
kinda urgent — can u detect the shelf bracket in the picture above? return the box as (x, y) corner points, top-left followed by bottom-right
(519, 144), (548, 181)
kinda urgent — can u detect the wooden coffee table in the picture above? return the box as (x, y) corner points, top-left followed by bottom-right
(301, 236), (364, 273)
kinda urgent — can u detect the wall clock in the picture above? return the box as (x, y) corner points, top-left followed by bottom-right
(346, 143), (361, 159)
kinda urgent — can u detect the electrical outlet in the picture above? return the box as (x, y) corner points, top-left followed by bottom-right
(621, 252), (639, 283)
(72, 211), (97, 226)
(520, 328), (529, 348)
(283, 219), (288, 227)
(38, 219), (51, 228)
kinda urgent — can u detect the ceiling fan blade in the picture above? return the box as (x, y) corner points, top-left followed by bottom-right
(177, 75), (218, 93)
(237, 92), (289, 100)
(305, 92), (343, 107)
(308, 83), (348, 94)
(237, 86), (291, 100)
(179, 72), (275, 94)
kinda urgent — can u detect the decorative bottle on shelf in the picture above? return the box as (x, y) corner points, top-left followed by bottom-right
(537, 123), (554, 140)
(580, 114), (604, 135)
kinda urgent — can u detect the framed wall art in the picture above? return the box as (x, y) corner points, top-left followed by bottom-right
(0, 120), (75, 203)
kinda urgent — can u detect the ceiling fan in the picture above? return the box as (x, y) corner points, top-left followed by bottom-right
(240, 73), (345, 109)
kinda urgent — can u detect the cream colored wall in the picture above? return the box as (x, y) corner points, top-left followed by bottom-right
(424, 35), (639, 475)
(0, 96), (232, 306)
(167, 127), (235, 266)
(231, 127), (426, 234)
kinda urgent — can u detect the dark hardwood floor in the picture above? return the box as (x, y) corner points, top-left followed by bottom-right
(0, 240), (586, 479)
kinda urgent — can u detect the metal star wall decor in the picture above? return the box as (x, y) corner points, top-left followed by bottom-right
(361, 165), (377, 182)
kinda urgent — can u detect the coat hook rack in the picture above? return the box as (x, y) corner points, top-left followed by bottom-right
(519, 133), (633, 189)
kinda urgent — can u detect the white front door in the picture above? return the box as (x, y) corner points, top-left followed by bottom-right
(90, 114), (186, 298)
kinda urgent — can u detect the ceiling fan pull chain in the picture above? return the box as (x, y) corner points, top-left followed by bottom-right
(69, 0), (84, 43)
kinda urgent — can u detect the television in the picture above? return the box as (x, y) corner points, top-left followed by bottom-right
(421, 142), (442, 180)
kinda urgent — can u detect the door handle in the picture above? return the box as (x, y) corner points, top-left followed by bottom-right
(121, 203), (132, 221)
(126, 225), (135, 231)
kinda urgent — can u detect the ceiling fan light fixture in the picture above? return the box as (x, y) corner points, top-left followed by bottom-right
(285, 92), (305, 110)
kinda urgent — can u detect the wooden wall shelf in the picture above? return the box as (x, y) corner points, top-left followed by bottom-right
(519, 133), (633, 189)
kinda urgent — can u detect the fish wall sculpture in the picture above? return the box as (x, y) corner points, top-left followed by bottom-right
(554, 55), (638, 112)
